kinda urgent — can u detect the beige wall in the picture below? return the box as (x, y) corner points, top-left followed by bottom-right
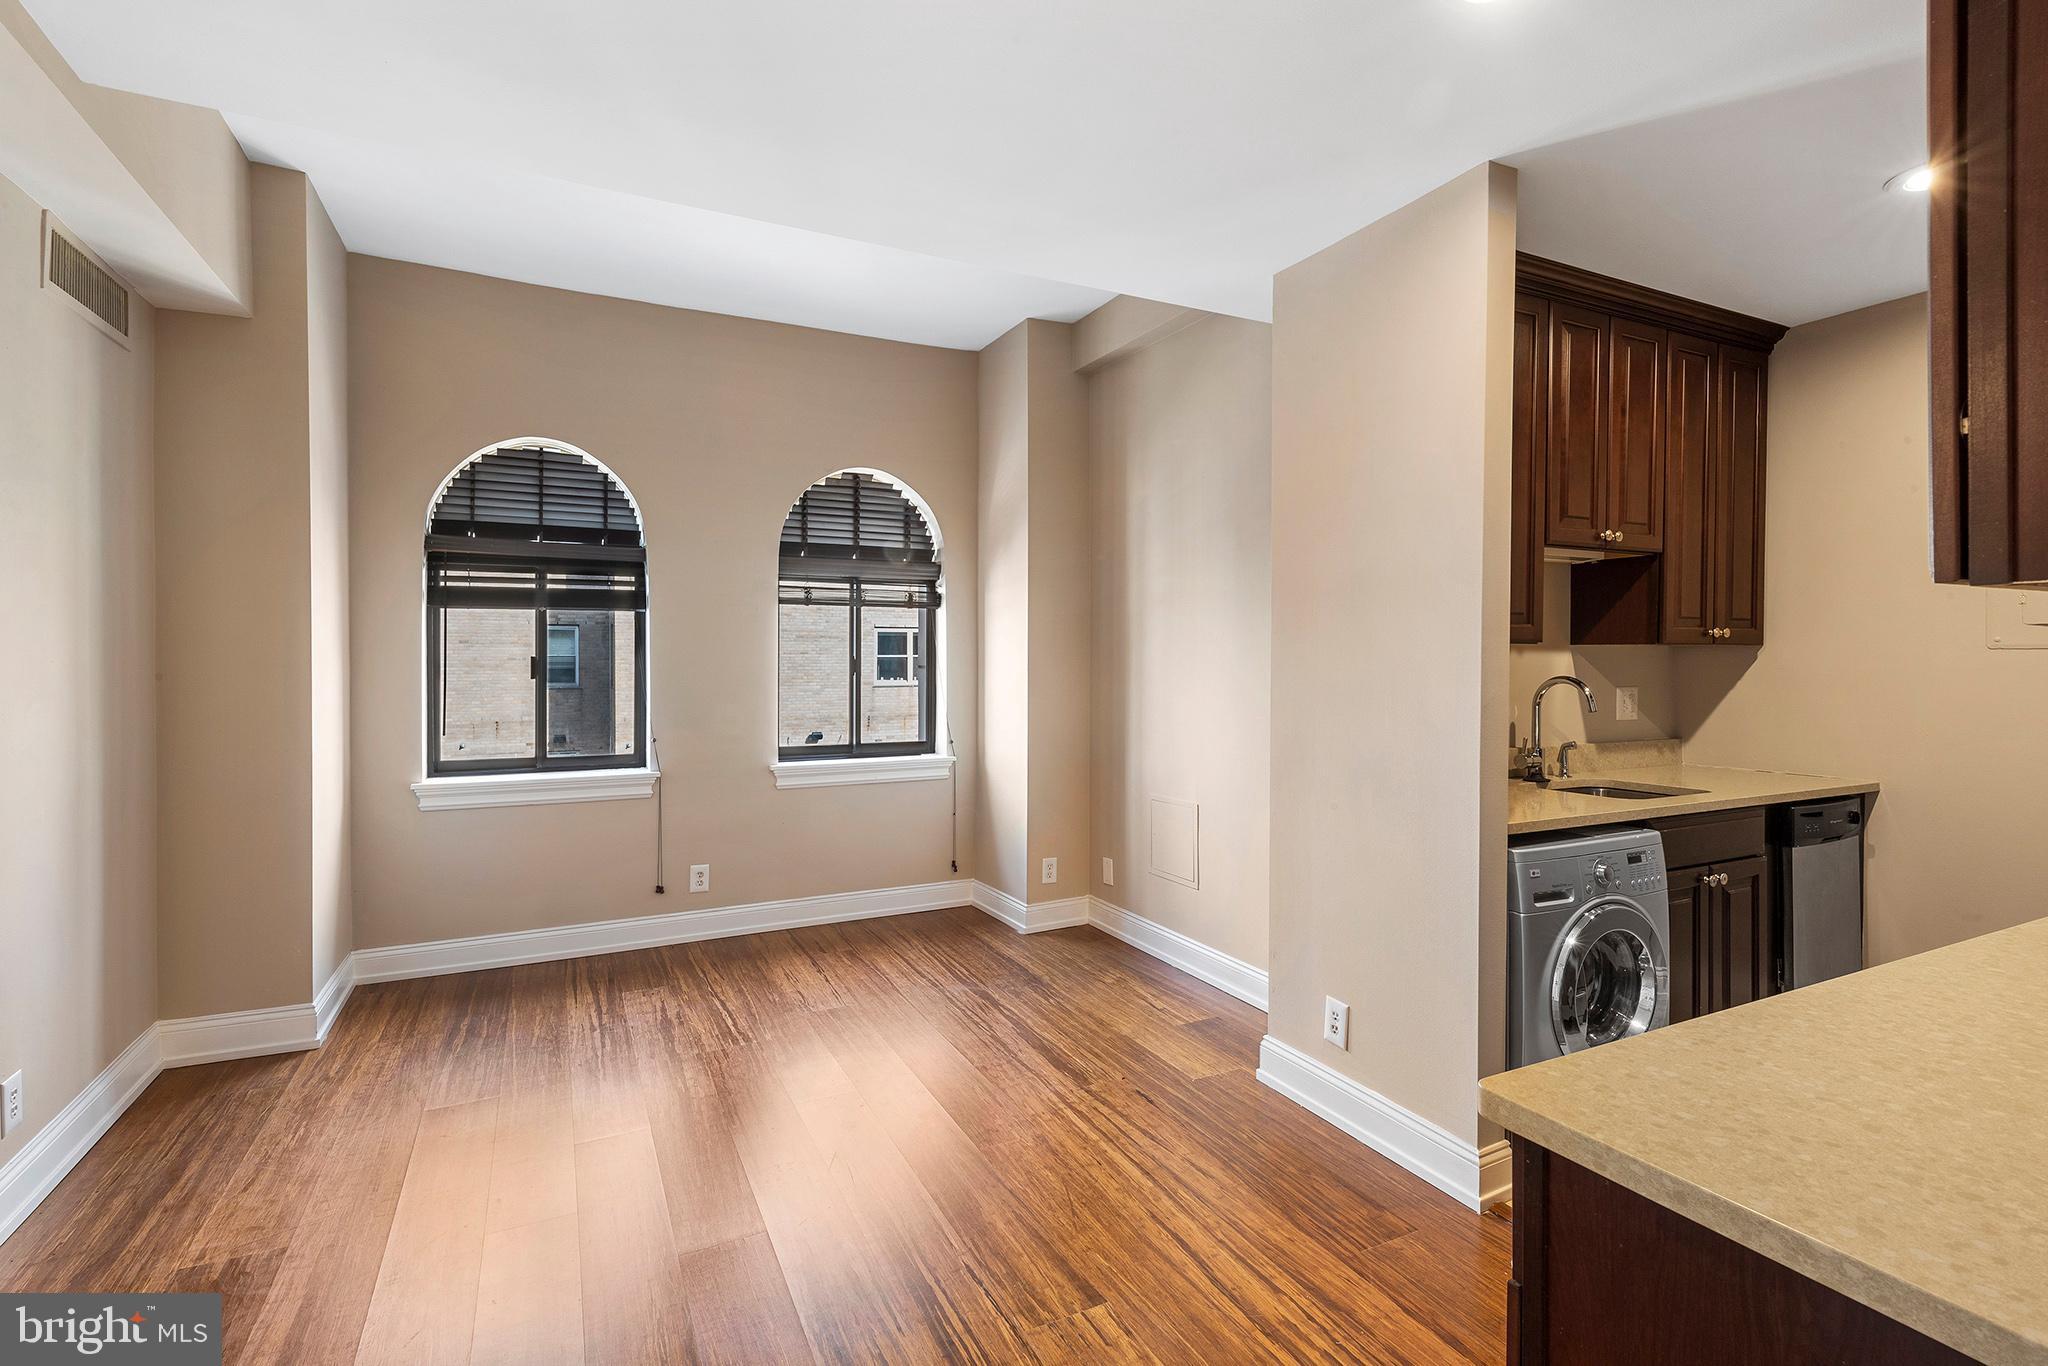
(1676, 294), (2048, 964)
(1025, 323), (1092, 904)
(307, 191), (352, 992)
(348, 257), (980, 949)
(0, 171), (158, 1167)
(976, 320), (1092, 906)
(977, 324), (1032, 902)
(157, 165), (345, 1017)
(1072, 295), (1202, 373)
(1507, 564), (1682, 749)
(1087, 312), (1272, 969)
(1270, 164), (1516, 1142)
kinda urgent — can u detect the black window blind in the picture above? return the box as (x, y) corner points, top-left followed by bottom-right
(780, 471), (938, 582)
(431, 446), (642, 547)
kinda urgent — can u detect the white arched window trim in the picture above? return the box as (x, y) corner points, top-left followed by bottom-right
(412, 436), (660, 812)
(770, 466), (955, 790)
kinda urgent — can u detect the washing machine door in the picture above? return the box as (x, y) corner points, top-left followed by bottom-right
(1549, 899), (1669, 1055)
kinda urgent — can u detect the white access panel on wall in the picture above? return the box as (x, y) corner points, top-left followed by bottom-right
(1149, 798), (1199, 889)
(1986, 591), (2048, 649)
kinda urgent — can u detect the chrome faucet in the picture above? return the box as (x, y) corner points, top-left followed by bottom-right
(1520, 675), (1596, 784)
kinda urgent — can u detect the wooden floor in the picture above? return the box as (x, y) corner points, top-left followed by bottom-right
(0, 907), (1509, 1363)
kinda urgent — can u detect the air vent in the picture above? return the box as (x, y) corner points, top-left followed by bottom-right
(44, 219), (130, 339)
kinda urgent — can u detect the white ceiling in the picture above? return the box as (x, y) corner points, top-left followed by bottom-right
(26, 0), (1926, 345)
(1511, 58), (1930, 326)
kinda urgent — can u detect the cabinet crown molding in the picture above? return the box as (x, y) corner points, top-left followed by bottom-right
(1516, 253), (1789, 353)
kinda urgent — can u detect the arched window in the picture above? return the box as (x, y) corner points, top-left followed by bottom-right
(778, 470), (939, 761)
(425, 442), (647, 776)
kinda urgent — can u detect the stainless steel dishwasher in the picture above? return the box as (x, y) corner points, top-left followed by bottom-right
(1772, 798), (1865, 989)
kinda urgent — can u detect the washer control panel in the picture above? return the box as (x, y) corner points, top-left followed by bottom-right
(1510, 828), (1667, 914)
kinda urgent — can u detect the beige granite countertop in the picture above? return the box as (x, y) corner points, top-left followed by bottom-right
(1482, 917), (2048, 1365)
(1508, 762), (1878, 835)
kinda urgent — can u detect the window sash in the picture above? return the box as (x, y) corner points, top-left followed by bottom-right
(777, 575), (936, 761)
(426, 586), (647, 777)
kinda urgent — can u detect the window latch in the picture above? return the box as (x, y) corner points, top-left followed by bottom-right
(530, 655), (538, 680)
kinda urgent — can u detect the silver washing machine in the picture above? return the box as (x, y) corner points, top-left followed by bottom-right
(1509, 827), (1671, 1068)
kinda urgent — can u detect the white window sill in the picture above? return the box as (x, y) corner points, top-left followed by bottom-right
(413, 764), (659, 812)
(771, 753), (954, 789)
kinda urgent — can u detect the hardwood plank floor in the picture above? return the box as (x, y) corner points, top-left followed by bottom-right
(0, 906), (1510, 1363)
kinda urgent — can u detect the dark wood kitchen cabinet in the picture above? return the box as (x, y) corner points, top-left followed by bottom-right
(1535, 302), (1664, 554)
(1666, 855), (1773, 1024)
(1660, 332), (1718, 642)
(1510, 293), (1550, 643)
(1507, 1142), (1978, 1366)
(1713, 345), (1769, 644)
(1543, 303), (1611, 550)
(1508, 256), (1785, 647)
(1651, 808), (1776, 1024)
(1929, 0), (2048, 586)
(1605, 317), (1667, 549)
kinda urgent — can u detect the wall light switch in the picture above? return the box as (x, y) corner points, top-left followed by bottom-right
(1615, 687), (1640, 721)
(689, 864), (710, 893)
(1041, 857), (1058, 885)
(1102, 857), (1115, 888)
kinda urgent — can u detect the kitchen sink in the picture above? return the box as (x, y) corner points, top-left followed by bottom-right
(1547, 783), (1705, 800)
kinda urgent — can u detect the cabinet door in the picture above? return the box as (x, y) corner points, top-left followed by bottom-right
(1545, 303), (1608, 549)
(1928, 0), (2048, 585)
(1715, 345), (1769, 645)
(1660, 333), (1718, 643)
(1510, 294), (1550, 643)
(1714, 855), (1775, 1010)
(1605, 318), (1667, 550)
(1663, 866), (1709, 1025)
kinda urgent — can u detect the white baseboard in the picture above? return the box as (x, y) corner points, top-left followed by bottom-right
(354, 878), (977, 983)
(0, 1028), (161, 1245)
(314, 956), (356, 1042)
(1087, 897), (1268, 1010)
(157, 1000), (323, 1068)
(1256, 1035), (1492, 1211)
(969, 881), (1092, 933)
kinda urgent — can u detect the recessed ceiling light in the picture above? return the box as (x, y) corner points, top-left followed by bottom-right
(1884, 165), (1935, 193)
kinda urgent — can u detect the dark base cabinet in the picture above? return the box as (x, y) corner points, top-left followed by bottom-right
(1509, 1141), (1974, 1366)
(1650, 808), (1777, 1023)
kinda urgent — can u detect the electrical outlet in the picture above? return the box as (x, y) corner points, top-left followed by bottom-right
(689, 864), (710, 893)
(2, 1071), (21, 1137)
(1615, 686), (1640, 721)
(1101, 857), (1115, 887)
(1322, 998), (1350, 1050)
(1041, 857), (1058, 885)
